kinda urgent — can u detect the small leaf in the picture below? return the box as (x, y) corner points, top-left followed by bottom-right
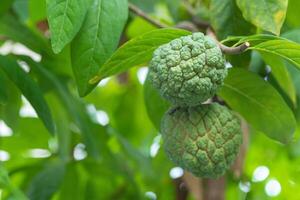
(260, 52), (297, 105)
(46, 0), (89, 53)
(249, 39), (300, 70)
(92, 28), (191, 84)
(0, 55), (55, 134)
(210, 0), (254, 40)
(229, 34), (300, 71)
(144, 74), (170, 130)
(27, 162), (65, 200)
(236, 0), (288, 35)
(71, 0), (128, 96)
(218, 68), (296, 143)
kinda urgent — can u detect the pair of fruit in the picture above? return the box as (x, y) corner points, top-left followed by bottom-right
(148, 33), (242, 178)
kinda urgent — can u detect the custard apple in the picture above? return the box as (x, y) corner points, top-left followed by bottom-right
(148, 32), (227, 106)
(161, 103), (242, 178)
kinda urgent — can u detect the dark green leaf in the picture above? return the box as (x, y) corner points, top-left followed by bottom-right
(27, 161), (65, 200)
(21, 57), (101, 159)
(236, 0), (288, 35)
(210, 0), (254, 40)
(91, 28), (190, 86)
(71, 0), (128, 96)
(218, 68), (296, 143)
(0, 14), (49, 54)
(0, 71), (8, 105)
(0, 55), (55, 134)
(260, 52), (296, 105)
(0, 0), (14, 15)
(47, 0), (89, 53)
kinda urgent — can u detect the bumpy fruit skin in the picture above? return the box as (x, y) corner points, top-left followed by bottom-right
(161, 103), (242, 178)
(148, 33), (227, 106)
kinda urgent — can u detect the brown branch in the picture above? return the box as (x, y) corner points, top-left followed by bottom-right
(232, 119), (249, 178)
(128, 3), (249, 55)
(203, 177), (226, 200)
(183, 171), (203, 200)
(128, 3), (167, 28)
(207, 28), (250, 55)
(175, 21), (199, 32)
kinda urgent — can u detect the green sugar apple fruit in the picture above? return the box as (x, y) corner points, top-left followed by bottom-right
(148, 32), (227, 106)
(161, 103), (242, 178)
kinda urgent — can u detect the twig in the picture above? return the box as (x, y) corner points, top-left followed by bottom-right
(175, 21), (199, 32)
(129, 3), (249, 55)
(128, 3), (167, 28)
(207, 28), (250, 55)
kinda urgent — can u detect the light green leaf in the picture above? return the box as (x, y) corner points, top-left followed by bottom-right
(144, 74), (170, 131)
(218, 68), (296, 143)
(90, 28), (191, 85)
(249, 39), (300, 70)
(0, 55), (55, 134)
(210, 0), (253, 40)
(229, 34), (300, 71)
(27, 162), (65, 200)
(0, 164), (28, 200)
(260, 52), (296, 105)
(286, 0), (300, 28)
(71, 0), (128, 96)
(46, 0), (89, 53)
(236, 0), (288, 35)
(29, 0), (47, 23)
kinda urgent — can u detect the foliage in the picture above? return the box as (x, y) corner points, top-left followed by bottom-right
(0, 0), (300, 199)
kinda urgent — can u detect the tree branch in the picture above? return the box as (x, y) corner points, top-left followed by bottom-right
(129, 3), (249, 55)
(206, 28), (250, 55)
(128, 3), (167, 28)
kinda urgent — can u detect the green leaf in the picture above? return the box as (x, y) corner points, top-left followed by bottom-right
(230, 34), (300, 71)
(71, 0), (128, 96)
(0, 164), (28, 200)
(0, 71), (8, 105)
(218, 68), (296, 143)
(21, 56), (101, 159)
(46, 0), (89, 53)
(0, 0), (14, 15)
(29, 0), (47, 23)
(210, 0), (254, 40)
(0, 14), (49, 54)
(260, 52), (297, 105)
(249, 39), (300, 70)
(0, 55), (55, 134)
(27, 161), (65, 200)
(236, 0), (288, 35)
(144, 74), (170, 131)
(286, 0), (300, 28)
(57, 164), (85, 200)
(90, 28), (191, 85)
